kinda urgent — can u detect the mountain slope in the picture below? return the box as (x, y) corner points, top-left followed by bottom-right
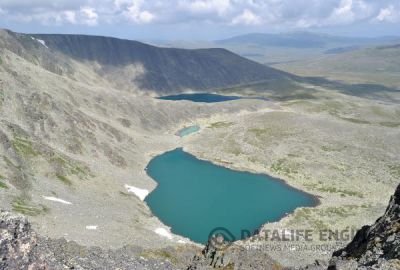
(1, 29), (281, 249)
(26, 32), (291, 93)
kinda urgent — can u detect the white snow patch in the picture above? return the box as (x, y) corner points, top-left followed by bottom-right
(155, 228), (173, 240)
(177, 240), (187, 244)
(124, 184), (149, 201)
(86, 225), (98, 230)
(30, 36), (49, 48)
(42, 196), (72, 205)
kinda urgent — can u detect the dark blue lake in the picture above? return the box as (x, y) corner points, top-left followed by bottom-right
(158, 93), (243, 103)
(145, 148), (318, 244)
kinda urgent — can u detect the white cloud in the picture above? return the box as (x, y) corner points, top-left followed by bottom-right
(179, 0), (231, 16)
(0, 0), (399, 29)
(122, 0), (155, 24)
(322, 0), (374, 26)
(231, 9), (262, 25)
(63, 10), (77, 24)
(376, 5), (400, 23)
(80, 7), (98, 26)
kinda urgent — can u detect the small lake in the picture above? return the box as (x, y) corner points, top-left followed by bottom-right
(145, 148), (318, 244)
(176, 125), (200, 137)
(158, 93), (249, 103)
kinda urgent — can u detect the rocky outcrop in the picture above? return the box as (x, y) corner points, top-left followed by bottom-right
(0, 211), (48, 269)
(328, 184), (400, 270)
(187, 240), (281, 270)
(0, 210), (191, 270)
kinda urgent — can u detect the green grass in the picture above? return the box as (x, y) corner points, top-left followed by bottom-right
(337, 116), (371, 125)
(271, 158), (299, 176)
(50, 155), (89, 179)
(0, 181), (8, 189)
(56, 174), (73, 186)
(321, 145), (346, 152)
(140, 250), (177, 264)
(0, 89), (4, 104)
(3, 156), (20, 169)
(379, 122), (400, 128)
(249, 128), (269, 138)
(12, 137), (38, 157)
(388, 164), (400, 178)
(208, 121), (234, 129)
(315, 186), (363, 198)
(12, 198), (49, 216)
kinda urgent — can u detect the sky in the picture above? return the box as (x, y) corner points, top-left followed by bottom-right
(0, 0), (400, 41)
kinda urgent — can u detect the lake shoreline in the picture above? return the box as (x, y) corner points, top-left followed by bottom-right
(144, 147), (320, 245)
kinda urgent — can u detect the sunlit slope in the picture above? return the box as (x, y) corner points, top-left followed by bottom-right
(273, 44), (400, 88)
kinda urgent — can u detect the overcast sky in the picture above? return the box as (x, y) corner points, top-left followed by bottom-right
(0, 0), (400, 40)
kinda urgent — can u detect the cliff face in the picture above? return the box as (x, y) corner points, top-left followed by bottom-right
(328, 184), (400, 270)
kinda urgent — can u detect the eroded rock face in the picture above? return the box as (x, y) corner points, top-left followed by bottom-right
(328, 184), (400, 270)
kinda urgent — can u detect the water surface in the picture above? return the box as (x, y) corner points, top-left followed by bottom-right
(176, 125), (200, 137)
(158, 93), (243, 103)
(145, 148), (317, 244)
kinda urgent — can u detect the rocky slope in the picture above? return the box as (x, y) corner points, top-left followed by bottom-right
(2, 184), (398, 270)
(328, 183), (400, 270)
(0, 210), (197, 270)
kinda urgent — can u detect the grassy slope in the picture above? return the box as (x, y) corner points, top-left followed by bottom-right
(273, 45), (400, 88)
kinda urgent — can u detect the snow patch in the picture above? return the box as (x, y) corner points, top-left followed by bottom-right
(177, 240), (187, 244)
(42, 196), (72, 205)
(155, 228), (173, 240)
(31, 36), (49, 48)
(86, 225), (98, 230)
(124, 184), (149, 201)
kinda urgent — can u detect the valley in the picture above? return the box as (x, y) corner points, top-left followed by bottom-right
(0, 28), (399, 269)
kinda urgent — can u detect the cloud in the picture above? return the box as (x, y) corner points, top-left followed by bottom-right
(231, 9), (262, 26)
(376, 5), (400, 23)
(80, 7), (98, 26)
(179, 0), (231, 16)
(325, 0), (373, 25)
(0, 0), (399, 29)
(120, 0), (156, 24)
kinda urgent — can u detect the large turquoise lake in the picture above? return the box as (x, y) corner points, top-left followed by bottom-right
(145, 148), (317, 244)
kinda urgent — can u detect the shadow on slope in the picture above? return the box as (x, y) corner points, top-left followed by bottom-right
(30, 34), (293, 93)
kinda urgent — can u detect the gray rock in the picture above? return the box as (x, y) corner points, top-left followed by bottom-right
(328, 184), (400, 270)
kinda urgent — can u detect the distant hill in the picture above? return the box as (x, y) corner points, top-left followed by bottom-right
(272, 42), (400, 88)
(216, 32), (400, 49)
(22, 32), (291, 93)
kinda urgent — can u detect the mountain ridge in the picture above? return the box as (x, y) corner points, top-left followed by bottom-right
(0, 30), (292, 93)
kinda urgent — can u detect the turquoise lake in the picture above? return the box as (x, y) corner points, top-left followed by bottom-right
(176, 125), (200, 137)
(158, 93), (268, 103)
(145, 148), (318, 244)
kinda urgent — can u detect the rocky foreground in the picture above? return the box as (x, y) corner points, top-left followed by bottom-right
(328, 183), (400, 270)
(1, 184), (399, 270)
